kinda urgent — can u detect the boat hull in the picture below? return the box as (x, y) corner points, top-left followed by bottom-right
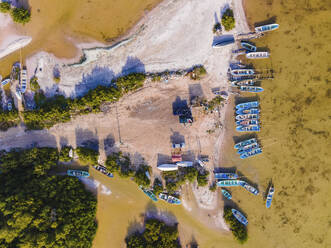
(234, 138), (257, 149)
(216, 180), (244, 187)
(236, 101), (259, 109)
(232, 209), (248, 226)
(240, 148), (262, 159)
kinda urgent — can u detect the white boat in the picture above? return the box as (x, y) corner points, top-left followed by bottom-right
(230, 69), (255, 77)
(176, 161), (193, 167)
(246, 52), (270, 59)
(1, 79), (10, 86)
(157, 164), (179, 171)
(255, 24), (279, 33)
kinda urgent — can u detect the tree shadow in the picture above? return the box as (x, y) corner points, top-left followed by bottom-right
(188, 83), (204, 104)
(103, 134), (115, 156)
(172, 96), (188, 115)
(188, 235), (199, 248)
(254, 16), (277, 27)
(74, 66), (115, 98)
(10, 0), (30, 9)
(126, 218), (144, 237)
(170, 131), (185, 144)
(214, 11), (219, 24)
(234, 95), (260, 105)
(232, 133), (258, 144)
(182, 150), (195, 162)
(220, 3), (230, 16)
(213, 166), (237, 173)
(120, 56), (146, 76)
(132, 152), (146, 168)
(59, 136), (69, 148)
(144, 202), (178, 226)
(157, 153), (171, 165)
(212, 35), (235, 47)
(75, 127), (99, 151)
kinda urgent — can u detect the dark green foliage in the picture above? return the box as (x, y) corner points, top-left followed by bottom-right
(207, 96), (225, 111)
(23, 73), (146, 130)
(182, 167), (198, 182)
(0, 148), (97, 247)
(222, 9), (235, 31)
(189, 66), (207, 80)
(126, 218), (181, 248)
(105, 152), (133, 177)
(134, 165), (151, 187)
(213, 22), (221, 33)
(0, 109), (20, 131)
(0, 2), (11, 13)
(59, 146), (72, 162)
(197, 170), (209, 187)
(209, 182), (217, 192)
(30, 77), (40, 92)
(11, 7), (30, 24)
(76, 147), (99, 165)
(223, 207), (248, 244)
(153, 178), (163, 195)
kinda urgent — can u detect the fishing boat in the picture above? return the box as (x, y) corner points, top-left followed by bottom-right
(236, 108), (260, 115)
(240, 86), (264, 93)
(236, 119), (259, 126)
(255, 23), (279, 33)
(230, 69), (255, 77)
(246, 52), (270, 59)
(93, 165), (114, 178)
(235, 114), (259, 120)
(157, 164), (179, 171)
(214, 173), (239, 180)
(240, 148), (262, 159)
(232, 209), (248, 226)
(20, 68), (27, 93)
(240, 182), (259, 195)
(221, 189), (232, 200)
(176, 161), (193, 167)
(236, 125), (260, 132)
(159, 193), (181, 205)
(241, 41), (257, 52)
(139, 185), (158, 202)
(236, 101), (259, 109)
(1, 79), (10, 86)
(237, 142), (259, 154)
(216, 180), (244, 187)
(231, 79), (256, 87)
(266, 185), (275, 208)
(234, 138), (257, 149)
(67, 170), (90, 178)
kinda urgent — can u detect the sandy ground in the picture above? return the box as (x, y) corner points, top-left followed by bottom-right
(0, 0), (251, 237)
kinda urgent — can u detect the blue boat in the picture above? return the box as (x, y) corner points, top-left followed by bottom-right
(236, 101), (259, 109)
(234, 138), (257, 149)
(241, 41), (257, 52)
(236, 125), (260, 132)
(240, 86), (264, 93)
(93, 165), (114, 178)
(67, 170), (90, 178)
(1, 79), (10, 86)
(232, 209), (248, 226)
(237, 142), (259, 154)
(236, 119), (259, 127)
(215, 173), (239, 180)
(139, 185), (158, 202)
(221, 189), (232, 200)
(255, 23), (279, 33)
(236, 108), (260, 115)
(159, 193), (181, 205)
(231, 79), (256, 86)
(266, 185), (275, 208)
(240, 182), (259, 195)
(240, 148), (262, 159)
(217, 180), (244, 187)
(235, 114), (259, 120)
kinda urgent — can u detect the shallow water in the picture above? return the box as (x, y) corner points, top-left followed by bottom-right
(0, 0), (161, 75)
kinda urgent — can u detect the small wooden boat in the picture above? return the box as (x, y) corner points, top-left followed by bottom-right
(240, 182), (259, 195)
(1, 79), (10, 86)
(234, 138), (257, 149)
(236, 108), (260, 115)
(235, 114), (259, 120)
(236, 101), (259, 109)
(241, 41), (257, 52)
(139, 185), (158, 202)
(221, 189), (232, 200)
(240, 148), (262, 159)
(255, 23), (279, 33)
(237, 142), (259, 154)
(266, 185), (275, 208)
(231, 79), (256, 86)
(230, 69), (255, 77)
(232, 209), (248, 226)
(236, 125), (260, 132)
(159, 193), (181, 205)
(240, 86), (264, 93)
(246, 52), (270, 59)
(93, 165), (114, 178)
(67, 170), (90, 178)
(236, 119), (259, 126)
(216, 180), (244, 187)
(214, 173), (239, 180)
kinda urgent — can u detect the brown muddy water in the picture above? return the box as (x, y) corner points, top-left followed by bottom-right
(0, 0), (161, 75)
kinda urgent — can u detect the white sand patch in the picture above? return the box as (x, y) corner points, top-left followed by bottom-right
(80, 177), (112, 195)
(192, 185), (218, 210)
(0, 36), (32, 60)
(0, 13), (11, 29)
(181, 198), (192, 212)
(214, 211), (230, 231)
(100, 185), (112, 195)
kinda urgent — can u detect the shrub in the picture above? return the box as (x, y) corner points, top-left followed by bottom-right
(153, 178), (163, 195)
(182, 167), (198, 182)
(209, 182), (217, 192)
(59, 146), (72, 162)
(223, 207), (248, 243)
(30, 77), (40, 92)
(76, 147), (99, 165)
(197, 170), (209, 187)
(189, 66), (207, 80)
(0, 2), (11, 13)
(105, 152), (134, 177)
(134, 165), (151, 187)
(207, 96), (225, 111)
(11, 7), (30, 24)
(213, 22), (221, 33)
(222, 9), (235, 31)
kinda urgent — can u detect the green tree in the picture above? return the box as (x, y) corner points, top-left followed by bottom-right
(30, 77), (40, 92)
(0, 2), (11, 13)
(197, 170), (209, 187)
(134, 165), (151, 187)
(182, 167), (198, 182)
(153, 178), (163, 195)
(59, 146), (72, 162)
(76, 147), (99, 165)
(223, 207), (248, 243)
(11, 7), (31, 24)
(221, 8), (235, 31)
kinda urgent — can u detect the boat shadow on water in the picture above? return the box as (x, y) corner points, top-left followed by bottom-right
(263, 179), (274, 200)
(232, 133), (258, 144)
(254, 16), (278, 28)
(234, 95), (260, 105)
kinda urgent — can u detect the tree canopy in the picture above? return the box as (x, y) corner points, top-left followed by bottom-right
(0, 148), (97, 247)
(11, 7), (31, 24)
(223, 207), (248, 243)
(126, 218), (181, 248)
(0, 2), (11, 13)
(221, 8), (235, 31)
